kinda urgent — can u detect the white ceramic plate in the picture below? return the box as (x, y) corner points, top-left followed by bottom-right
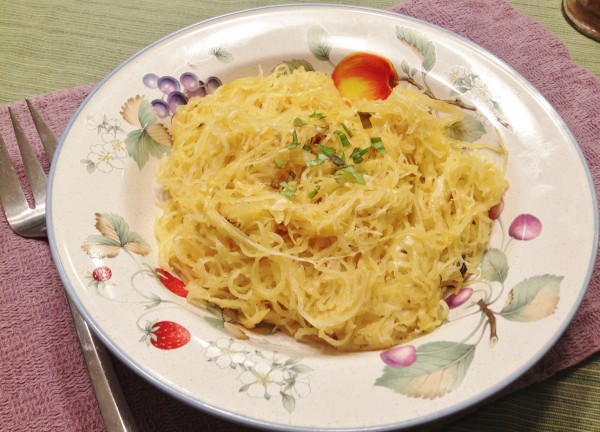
(48, 5), (598, 431)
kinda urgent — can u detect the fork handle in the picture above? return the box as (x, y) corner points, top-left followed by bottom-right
(67, 299), (139, 432)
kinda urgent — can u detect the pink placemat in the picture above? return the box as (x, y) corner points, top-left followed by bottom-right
(1, 0), (599, 430)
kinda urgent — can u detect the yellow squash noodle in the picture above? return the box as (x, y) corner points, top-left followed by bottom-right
(155, 66), (508, 351)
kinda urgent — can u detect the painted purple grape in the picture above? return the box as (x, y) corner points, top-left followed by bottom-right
(205, 76), (222, 94)
(180, 72), (200, 91)
(157, 76), (180, 95)
(488, 198), (504, 221)
(186, 85), (207, 98)
(167, 91), (188, 113)
(142, 73), (159, 89)
(151, 99), (170, 118)
(445, 288), (473, 309)
(380, 345), (417, 368)
(508, 214), (542, 241)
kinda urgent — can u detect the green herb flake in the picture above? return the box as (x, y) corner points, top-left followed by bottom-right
(287, 130), (299, 149)
(306, 153), (329, 167)
(371, 137), (385, 152)
(308, 185), (321, 199)
(337, 149), (346, 161)
(274, 159), (286, 169)
(333, 130), (351, 147)
(317, 144), (336, 156)
(278, 181), (297, 197)
(302, 144), (313, 152)
(309, 112), (326, 119)
(293, 117), (307, 127)
(279, 181), (297, 192)
(350, 146), (371, 164)
(335, 165), (366, 185)
(340, 122), (353, 137)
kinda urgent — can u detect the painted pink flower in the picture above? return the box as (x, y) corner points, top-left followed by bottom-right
(380, 345), (417, 368)
(445, 288), (473, 309)
(508, 214), (542, 241)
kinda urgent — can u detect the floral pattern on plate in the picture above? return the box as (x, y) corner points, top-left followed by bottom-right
(48, 6), (596, 430)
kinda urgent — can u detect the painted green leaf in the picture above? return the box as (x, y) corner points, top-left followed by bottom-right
(480, 248), (509, 283)
(204, 316), (225, 329)
(101, 213), (146, 247)
(400, 59), (410, 75)
(375, 342), (475, 399)
(81, 213), (150, 258)
(307, 25), (332, 62)
(445, 113), (487, 142)
(82, 234), (121, 247)
(81, 159), (96, 174)
(239, 383), (252, 392)
(125, 129), (169, 169)
(284, 357), (302, 366)
(209, 46), (234, 63)
(280, 59), (315, 72)
(290, 364), (313, 374)
(395, 26), (437, 73)
(282, 393), (296, 413)
(138, 100), (156, 129)
(500, 275), (562, 322)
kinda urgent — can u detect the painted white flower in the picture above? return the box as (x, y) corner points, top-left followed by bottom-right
(287, 373), (311, 399)
(101, 134), (128, 159)
(446, 65), (467, 85)
(239, 356), (284, 399)
(205, 338), (247, 369)
(85, 113), (123, 135)
(86, 143), (126, 173)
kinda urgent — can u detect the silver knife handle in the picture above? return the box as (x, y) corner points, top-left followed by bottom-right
(67, 299), (139, 432)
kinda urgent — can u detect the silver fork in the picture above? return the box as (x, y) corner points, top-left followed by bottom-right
(0, 100), (138, 432)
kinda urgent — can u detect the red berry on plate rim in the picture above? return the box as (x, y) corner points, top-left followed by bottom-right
(92, 266), (112, 282)
(143, 320), (191, 350)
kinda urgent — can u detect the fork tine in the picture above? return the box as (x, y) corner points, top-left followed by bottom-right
(0, 131), (31, 223)
(8, 107), (47, 208)
(26, 99), (58, 161)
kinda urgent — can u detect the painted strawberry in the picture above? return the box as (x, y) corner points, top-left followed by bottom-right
(155, 268), (188, 297)
(142, 320), (191, 350)
(92, 266), (112, 282)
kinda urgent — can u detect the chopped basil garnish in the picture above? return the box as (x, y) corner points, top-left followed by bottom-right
(333, 130), (350, 147)
(306, 153), (329, 167)
(371, 137), (385, 152)
(309, 112), (326, 119)
(350, 147), (371, 164)
(294, 117), (307, 127)
(302, 144), (313, 152)
(287, 130), (299, 149)
(308, 185), (321, 199)
(317, 144), (336, 156)
(335, 165), (366, 185)
(340, 122), (353, 137)
(274, 159), (286, 169)
(278, 181), (297, 197)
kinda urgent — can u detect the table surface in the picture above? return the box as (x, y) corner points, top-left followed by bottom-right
(1, 1), (599, 431)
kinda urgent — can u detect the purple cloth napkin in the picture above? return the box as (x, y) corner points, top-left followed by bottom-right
(1, 0), (599, 431)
